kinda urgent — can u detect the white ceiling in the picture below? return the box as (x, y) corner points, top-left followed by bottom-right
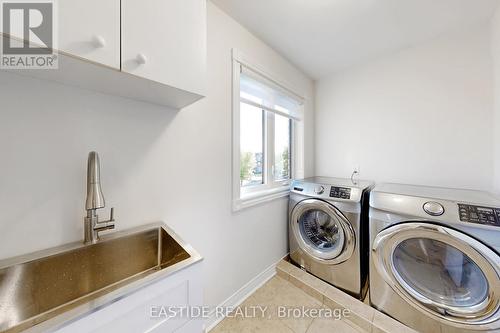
(211, 0), (500, 79)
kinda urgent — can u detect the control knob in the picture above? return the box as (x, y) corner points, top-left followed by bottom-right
(423, 201), (445, 216)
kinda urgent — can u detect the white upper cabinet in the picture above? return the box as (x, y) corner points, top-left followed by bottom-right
(121, 0), (207, 96)
(59, 0), (120, 69)
(1, 0), (206, 109)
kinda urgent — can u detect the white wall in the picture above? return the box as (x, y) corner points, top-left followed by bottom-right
(0, 2), (314, 308)
(492, 6), (500, 194)
(315, 25), (494, 191)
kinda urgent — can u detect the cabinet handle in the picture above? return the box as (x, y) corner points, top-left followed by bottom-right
(136, 53), (147, 65)
(92, 35), (106, 48)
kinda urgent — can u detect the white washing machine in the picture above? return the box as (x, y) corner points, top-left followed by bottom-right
(369, 183), (500, 333)
(289, 177), (373, 299)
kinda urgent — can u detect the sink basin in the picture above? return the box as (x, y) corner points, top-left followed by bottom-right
(0, 223), (201, 333)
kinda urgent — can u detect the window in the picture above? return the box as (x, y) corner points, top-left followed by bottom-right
(240, 102), (264, 187)
(232, 50), (304, 211)
(274, 114), (291, 181)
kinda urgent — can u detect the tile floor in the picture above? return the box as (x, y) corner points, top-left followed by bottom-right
(211, 275), (365, 333)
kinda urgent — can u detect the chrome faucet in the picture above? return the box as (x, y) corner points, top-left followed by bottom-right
(84, 151), (115, 244)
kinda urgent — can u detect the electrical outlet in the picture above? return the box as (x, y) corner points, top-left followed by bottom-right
(353, 164), (360, 175)
(350, 165), (360, 184)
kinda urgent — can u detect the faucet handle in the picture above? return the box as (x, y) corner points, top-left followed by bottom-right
(94, 208), (115, 233)
(104, 207), (115, 227)
(109, 207), (115, 222)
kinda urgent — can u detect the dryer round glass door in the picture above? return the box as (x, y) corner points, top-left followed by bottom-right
(372, 222), (500, 325)
(299, 209), (345, 255)
(393, 238), (488, 309)
(291, 199), (355, 263)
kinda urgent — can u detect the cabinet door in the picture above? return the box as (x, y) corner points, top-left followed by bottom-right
(121, 0), (206, 96)
(59, 0), (120, 69)
(54, 262), (203, 333)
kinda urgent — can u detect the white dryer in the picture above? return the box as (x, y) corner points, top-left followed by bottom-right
(369, 183), (500, 333)
(289, 177), (373, 299)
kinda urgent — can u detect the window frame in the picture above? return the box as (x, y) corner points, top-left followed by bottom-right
(232, 49), (303, 211)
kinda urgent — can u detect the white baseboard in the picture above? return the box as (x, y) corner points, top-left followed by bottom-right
(204, 257), (284, 332)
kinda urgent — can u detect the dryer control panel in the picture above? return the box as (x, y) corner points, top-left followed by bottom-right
(458, 204), (500, 227)
(329, 186), (351, 199)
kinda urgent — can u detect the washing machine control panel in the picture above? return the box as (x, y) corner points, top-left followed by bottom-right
(458, 204), (500, 227)
(329, 186), (351, 199)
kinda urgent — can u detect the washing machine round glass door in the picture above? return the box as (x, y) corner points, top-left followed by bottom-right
(291, 198), (355, 263)
(373, 222), (500, 325)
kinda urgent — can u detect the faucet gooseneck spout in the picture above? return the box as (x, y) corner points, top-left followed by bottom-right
(84, 151), (115, 244)
(86, 151), (105, 211)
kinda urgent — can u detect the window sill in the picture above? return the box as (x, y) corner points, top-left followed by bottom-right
(233, 186), (290, 212)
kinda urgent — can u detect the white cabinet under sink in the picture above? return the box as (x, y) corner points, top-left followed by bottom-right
(52, 260), (203, 333)
(58, 0), (120, 69)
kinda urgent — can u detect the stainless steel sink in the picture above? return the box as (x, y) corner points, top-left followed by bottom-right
(0, 223), (202, 333)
